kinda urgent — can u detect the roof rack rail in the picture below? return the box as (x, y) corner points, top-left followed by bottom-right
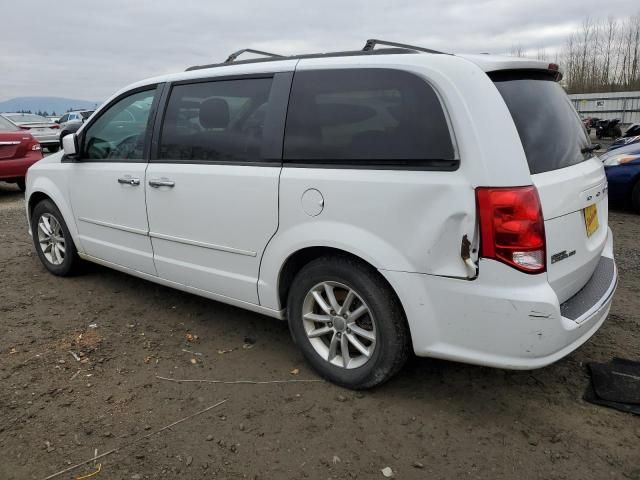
(362, 39), (446, 55)
(224, 48), (284, 63)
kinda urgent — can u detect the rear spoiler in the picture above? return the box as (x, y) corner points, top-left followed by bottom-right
(487, 66), (563, 83)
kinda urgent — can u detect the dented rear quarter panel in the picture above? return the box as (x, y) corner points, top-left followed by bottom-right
(259, 54), (535, 310)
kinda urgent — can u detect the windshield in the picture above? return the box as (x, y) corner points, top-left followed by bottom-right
(0, 116), (18, 131)
(491, 72), (592, 175)
(5, 113), (50, 123)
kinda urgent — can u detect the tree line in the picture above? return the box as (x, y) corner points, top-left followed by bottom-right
(15, 109), (57, 116)
(511, 14), (640, 94)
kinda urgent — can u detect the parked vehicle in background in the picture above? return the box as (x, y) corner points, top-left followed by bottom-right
(607, 135), (640, 152)
(0, 115), (43, 191)
(595, 118), (622, 139)
(57, 110), (94, 130)
(1, 113), (60, 152)
(58, 111), (94, 145)
(600, 142), (640, 213)
(25, 40), (617, 388)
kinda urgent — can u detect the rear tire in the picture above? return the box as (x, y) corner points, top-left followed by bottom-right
(31, 199), (80, 276)
(631, 180), (640, 214)
(16, 179), (26, 192)
(287, 255), (410, 389)
(47, 145), (59, 153)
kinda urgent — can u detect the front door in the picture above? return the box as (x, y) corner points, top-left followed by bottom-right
(145, 73), (291, 304)
(68, 87), (159, 275)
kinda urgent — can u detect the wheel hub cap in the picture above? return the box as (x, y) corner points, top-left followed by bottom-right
(332, 317), (346, 332)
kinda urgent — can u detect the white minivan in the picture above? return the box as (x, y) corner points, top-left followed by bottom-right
(25, 40), (617, 388)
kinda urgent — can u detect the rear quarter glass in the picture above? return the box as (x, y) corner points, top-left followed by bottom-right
(491, 71), (592, 175)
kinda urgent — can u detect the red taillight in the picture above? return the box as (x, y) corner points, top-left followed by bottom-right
(476, 186), (546, 274)
(49, 124), (60, 129)
(31, 143), (41, 151)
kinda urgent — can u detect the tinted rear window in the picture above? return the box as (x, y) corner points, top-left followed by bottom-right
(492, 72), (591, 175)
(283, 68), (456, 167)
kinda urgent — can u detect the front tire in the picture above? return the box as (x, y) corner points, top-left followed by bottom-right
(287, 256), (410, 389)
(31, 199), (80, 276)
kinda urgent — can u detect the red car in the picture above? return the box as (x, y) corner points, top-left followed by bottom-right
(0, 115), (43, 191)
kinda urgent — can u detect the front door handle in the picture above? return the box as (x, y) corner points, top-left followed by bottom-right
(117, 176), (140, 186)
(148, 178), (175, 188)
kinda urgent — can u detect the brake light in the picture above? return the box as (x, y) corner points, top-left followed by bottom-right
(49, 124), (60, 129)
(31, 143), (41, 151)
(476, 186), (546, 273)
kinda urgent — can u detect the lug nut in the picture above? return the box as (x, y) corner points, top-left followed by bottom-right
(330, 310), (336, 315)
(328, 322), (333, 327)
(346, 328), (351, 334)
(342, 314), (348, 319)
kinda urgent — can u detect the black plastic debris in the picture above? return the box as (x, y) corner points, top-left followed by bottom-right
(583, 358), (640, 415)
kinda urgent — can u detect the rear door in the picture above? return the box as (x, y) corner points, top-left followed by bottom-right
(145, 72), (292, 304)
(492, 72), (608, 303)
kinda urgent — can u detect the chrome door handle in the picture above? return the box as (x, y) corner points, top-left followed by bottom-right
(148, 178), (175, 188)
(117, 176), (140, 186)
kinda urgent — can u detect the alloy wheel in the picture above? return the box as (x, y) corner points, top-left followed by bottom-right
(301, 281), (377, 369)
(37, 213), (66, 266)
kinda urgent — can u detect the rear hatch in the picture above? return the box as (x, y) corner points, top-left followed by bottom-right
(491, 71), (608, 305)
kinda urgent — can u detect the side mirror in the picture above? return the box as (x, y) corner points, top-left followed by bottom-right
(62, 133), (79, 159)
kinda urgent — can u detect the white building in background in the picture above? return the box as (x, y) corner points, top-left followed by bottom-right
(569, 91), (640, 125)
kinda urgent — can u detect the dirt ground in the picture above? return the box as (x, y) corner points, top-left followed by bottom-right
(0, 181), (639, 480)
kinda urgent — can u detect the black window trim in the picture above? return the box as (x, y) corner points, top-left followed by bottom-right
(63, 83), (164, 164)
(150, 72), (293, 166)
(281, 67), (460, 172)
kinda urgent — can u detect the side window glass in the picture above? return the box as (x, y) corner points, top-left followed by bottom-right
(59, 114), (69, 123)
(158, 77), (273, 163)
(83, 89), (156, 161)
(283, 68), (455, 164)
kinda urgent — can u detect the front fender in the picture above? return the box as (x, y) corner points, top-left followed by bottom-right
(27, 176), (82, 253)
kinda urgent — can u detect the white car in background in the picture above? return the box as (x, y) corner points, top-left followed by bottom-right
(24, 40), (617, 389)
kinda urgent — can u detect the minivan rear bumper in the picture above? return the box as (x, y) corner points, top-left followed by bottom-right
(381, 227), (617, 370)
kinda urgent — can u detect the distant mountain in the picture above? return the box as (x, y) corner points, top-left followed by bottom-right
(0, 97), (100, 115)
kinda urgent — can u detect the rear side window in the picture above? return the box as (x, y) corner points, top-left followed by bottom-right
(492, 72), (592, 175)
(159, 78), (273, 163)
(283, 68), (456, 168)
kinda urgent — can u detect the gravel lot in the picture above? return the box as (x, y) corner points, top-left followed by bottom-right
(0, 181), (639, 480)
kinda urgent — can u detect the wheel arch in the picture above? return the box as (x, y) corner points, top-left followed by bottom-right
(27, 183), (81, 250)
(275, 246), (407, 322)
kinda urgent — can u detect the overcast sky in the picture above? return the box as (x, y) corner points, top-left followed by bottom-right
(1, 0), (634, 102)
